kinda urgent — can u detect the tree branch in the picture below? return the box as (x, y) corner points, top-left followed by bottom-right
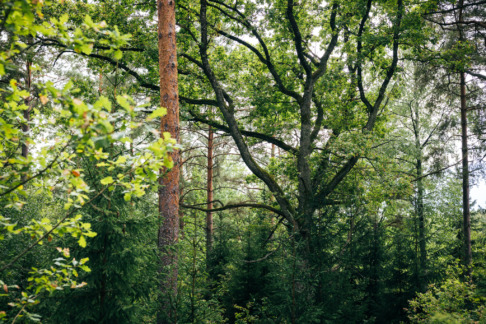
(188, 110), (297, 154)
(286, 0), (312, 77)
(199, 0), (297, 226)
(181, 202), (286, 218)
(207, 1), (303, 102)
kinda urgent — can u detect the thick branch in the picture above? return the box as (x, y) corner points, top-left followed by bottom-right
(364, 0), (403, 130)
(199, 0), (296, 225)
(424, 1), (486, 15)
(466, 70), (486, 81)
(312, 2), (340, 82)
(181, 202), (286, 218)
(315, 0), (403, 204)
(356, 0), (374, 113)
(314, 156), (360, 206)
(286, 0), (312, 76)
(207, 2), (302, 102)
(188, 110), (297, 154)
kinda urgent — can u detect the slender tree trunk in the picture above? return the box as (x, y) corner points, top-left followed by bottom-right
(157, 0), (180, 322)
(270, 144), (276, 226)
(460, 71), (472, 273)
(416, 158), (426, 282)
(179, 147), (185, 239)
(206, 124), (214, 262)
(413, 104), (427, 287)
(291, 242), (297, 324)
(190, 212), (197, 323)
(367, 217), (381, 319)
(458, 0), (472, 275)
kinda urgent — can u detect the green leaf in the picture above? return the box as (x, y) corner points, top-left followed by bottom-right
(63, 80), (73, 93)
(116, 95), (131, 111)
(59, 14), (69, 25)
(84, 15), (94, 27)
(147, 107), (167, 121)
(100, 177), (114, 185)
(80, 265), (91, 272)
(114, 50), (122, 61)
(79, 43), (93, 55)
(78, 236), (86, 248)
(115, 156), (127, 164)
(94, 96), (112, 111)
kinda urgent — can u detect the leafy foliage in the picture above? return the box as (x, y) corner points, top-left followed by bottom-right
(1, 0), (486, 323)
(408, 264), (486, 323)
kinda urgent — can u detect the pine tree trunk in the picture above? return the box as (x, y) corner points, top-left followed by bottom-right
(416, 158), (426, 283)
(157, 0), (180, 322)
(206, 124), (214, 261)
(460, 71), (472, 274)
(458, 0), (472, 275)
(413, 104), (427, 287)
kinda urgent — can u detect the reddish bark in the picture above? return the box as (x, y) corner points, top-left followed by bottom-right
(157, 0), (180, 322)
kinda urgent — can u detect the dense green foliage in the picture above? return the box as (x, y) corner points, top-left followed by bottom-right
(1, 0), (485, 323)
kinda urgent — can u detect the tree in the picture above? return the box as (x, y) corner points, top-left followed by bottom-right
(185, 0), (410, 242)
(457, 0), (472, 275)
(206, 121), (214, 261)
(390, 63), (458, 289)
(157, 0), (181, 322)
(0, 1), (175, 321)
(420, 0), (486, 274)
(3, 1), (486, 322)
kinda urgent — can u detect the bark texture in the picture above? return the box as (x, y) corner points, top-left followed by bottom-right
(157, 0), (180, 322)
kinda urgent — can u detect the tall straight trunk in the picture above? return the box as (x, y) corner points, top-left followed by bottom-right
(460, 71), (472, 273)
(206, 124), (214, 261)
(367, 217), (381, 319)
(179, 147), (185, 239)
(157, 0), (180, 322)
(416, 158), (426, 282)
(458, 0), (472, 275)
(413, 104), (426, 287)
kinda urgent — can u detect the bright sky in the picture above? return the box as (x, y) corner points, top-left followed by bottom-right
(472, 179), (486, 209)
